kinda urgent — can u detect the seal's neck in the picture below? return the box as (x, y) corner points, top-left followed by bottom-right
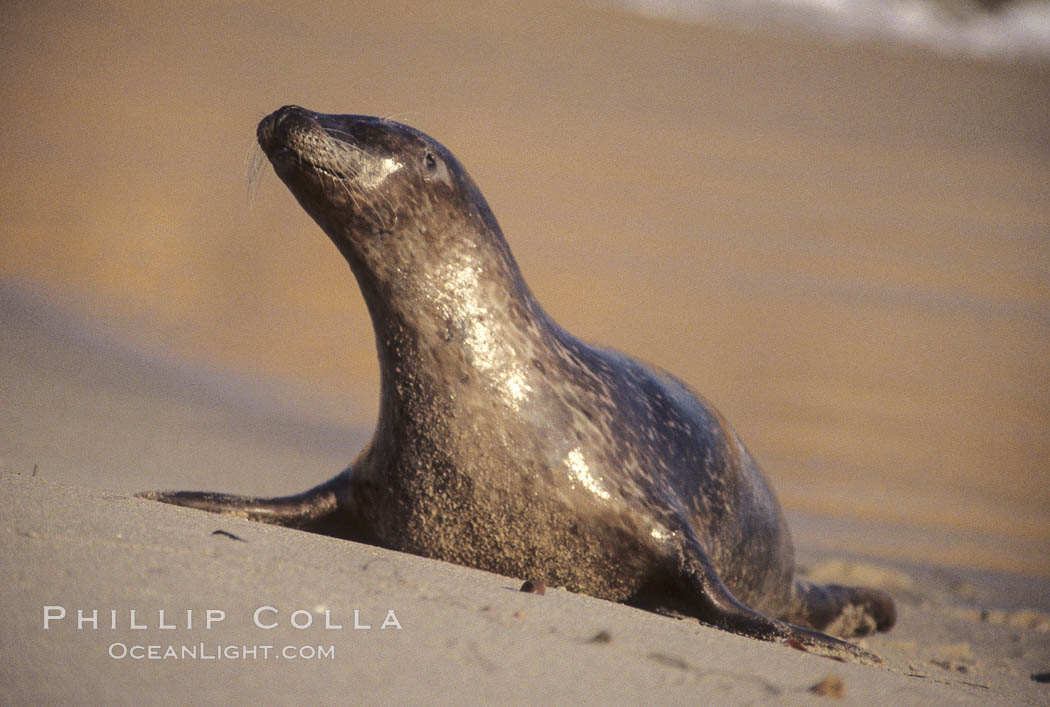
(346, 224), (561, 426)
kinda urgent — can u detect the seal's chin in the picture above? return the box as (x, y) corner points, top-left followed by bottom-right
(270, 157), (394, 242)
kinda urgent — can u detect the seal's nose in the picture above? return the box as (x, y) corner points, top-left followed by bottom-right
(257, 105), (317, 154)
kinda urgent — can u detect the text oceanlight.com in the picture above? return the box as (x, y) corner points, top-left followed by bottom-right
(107, 643), (335, 660)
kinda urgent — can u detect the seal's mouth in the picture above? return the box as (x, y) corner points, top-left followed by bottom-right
(300, 156), (349, 181)
(258, 105), (404, 235)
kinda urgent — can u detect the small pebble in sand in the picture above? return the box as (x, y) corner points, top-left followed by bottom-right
(809, 675), (845, 698)
(520, 580), (546, 595)
(810, 672), (844, 693)
(589, 630), (612, 643)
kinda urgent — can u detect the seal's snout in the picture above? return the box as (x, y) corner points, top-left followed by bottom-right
(257, 105), (317, 155)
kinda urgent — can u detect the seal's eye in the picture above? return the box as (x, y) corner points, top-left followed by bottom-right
(422, 151), (451, 185)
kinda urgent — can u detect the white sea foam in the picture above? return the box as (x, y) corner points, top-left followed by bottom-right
(604, 0), (1050, 60)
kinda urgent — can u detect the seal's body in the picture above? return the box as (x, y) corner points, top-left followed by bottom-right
(142, 106), (894, 662)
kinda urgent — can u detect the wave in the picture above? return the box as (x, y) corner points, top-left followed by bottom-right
(603, 0), (1050, 61)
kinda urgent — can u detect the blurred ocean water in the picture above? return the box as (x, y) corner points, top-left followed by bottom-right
(606, 0), (1050, 60)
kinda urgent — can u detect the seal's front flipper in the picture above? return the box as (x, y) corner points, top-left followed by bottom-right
(137, 472), (358, 539)
(668, 540), (882, 665)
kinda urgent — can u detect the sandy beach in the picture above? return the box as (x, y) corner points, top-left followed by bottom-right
(2, 0), (1049, 701)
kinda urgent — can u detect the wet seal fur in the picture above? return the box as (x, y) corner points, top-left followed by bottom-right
(141, 105), (895, 663)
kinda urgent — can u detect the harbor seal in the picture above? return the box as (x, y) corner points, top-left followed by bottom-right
(141, 105), (895, 662)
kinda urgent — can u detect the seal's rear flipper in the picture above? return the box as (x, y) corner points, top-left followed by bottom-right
(787, 581), (896, 638)
(137, 472), (359, 540)
(666, 538), (882, 665)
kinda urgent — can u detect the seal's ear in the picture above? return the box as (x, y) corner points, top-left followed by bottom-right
(422, 150), (452, 186)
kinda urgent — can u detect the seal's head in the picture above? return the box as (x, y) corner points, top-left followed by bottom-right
(256, 106), (509, 293)
(256, 105), (541, 396)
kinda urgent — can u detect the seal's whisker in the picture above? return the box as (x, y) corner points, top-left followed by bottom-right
(370, 194), (388, 230)
(330, 172), (372, 227)
(381, 111), (420, 124)
(384, 192), (399, 231)
(345, 177), (364, 210)
(372, 188), (397, 232)
(244, 140), (268, 210)
(326, 129), (369, 157)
